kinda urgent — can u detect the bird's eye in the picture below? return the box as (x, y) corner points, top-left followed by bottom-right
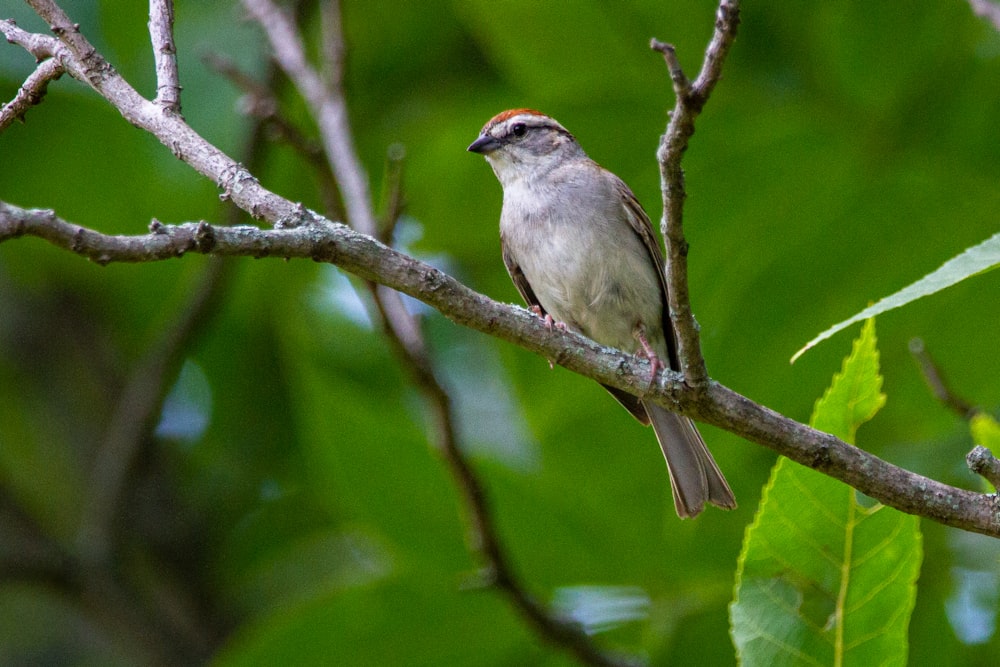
(511, 123), (527, 138)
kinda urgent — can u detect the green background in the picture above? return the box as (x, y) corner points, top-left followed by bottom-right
(2, 1), (1000, 664)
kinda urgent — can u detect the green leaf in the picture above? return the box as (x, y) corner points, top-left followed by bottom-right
(791, 231), (1000, 363)
(732, 320), (922, 666)
(810, 319), (886, 443)
(970, 413), (1000, 452)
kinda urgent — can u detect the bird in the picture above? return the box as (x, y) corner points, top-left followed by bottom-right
(468, 108), (735, 518)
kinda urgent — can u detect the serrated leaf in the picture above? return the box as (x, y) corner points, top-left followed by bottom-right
(810, 319), (886, 443)
(732, 320), (922, 667)
(791, 231), (1000, 362)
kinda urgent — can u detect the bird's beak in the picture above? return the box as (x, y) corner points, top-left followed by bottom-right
(467, 134), (500, 154)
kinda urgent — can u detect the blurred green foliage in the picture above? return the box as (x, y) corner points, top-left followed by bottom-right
(3, 1), (1000, 664)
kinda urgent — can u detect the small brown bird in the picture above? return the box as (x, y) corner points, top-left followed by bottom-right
(468, 109), (735, 518)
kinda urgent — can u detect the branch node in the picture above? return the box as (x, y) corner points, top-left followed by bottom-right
(651, 38), (691, 96)
(70, 226), (85, 252)
(275, 202), (310, 229)
(967, 445), (1000, 489)
(194, 220), (216, 252)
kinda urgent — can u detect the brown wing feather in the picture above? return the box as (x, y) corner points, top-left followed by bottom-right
(616, 181), (681, 371)
(501, 234), (546, 316)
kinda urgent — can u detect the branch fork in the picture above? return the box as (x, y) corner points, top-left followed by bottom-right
(5, 0), (1000, 663)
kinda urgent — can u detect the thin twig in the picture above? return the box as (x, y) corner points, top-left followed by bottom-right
(148, 0), (182, 114)
(378, 143), (406, 242)
(908, 338), (1000, 489)
(650, 40), (689, 97)
(0, 18), (60, 60)
(11, 6), (305, 226)
(908, 337), (978, 419)
(967, 446), (1000, 489)
(652, 0), (741, 389)
(0, 57), (65, 131)
(201, 51), (345, 219)
(320, 0), (346, 89)
(242, 0), (376, 235)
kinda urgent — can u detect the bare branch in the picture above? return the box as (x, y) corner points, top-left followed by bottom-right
(968, 446), (1000, 489)
(909, 337), (978, 420)
(320, 0), (346, 89)
(148, 0), (182, 114)
(969, 0), (1000, 32)
(0, 18), (60, 60)
(653, 0), (740, 389)
(241, 0), (425, 357)
(378, 143), (407, 242)
(650, 40), (689, 98)
(0, 57), (64, 130)
(202, 51), (345, 220)
(14, 5), (303, 226)
(241, 0), (376, 235)
(3, 202), (999, 538)
(24, 1), (98, 66)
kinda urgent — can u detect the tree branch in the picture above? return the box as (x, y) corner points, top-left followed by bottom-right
(241, 0), (375, 235)
(909, 337), (978, 420)
(3, 203), (999, 538)
(968, 446), (1000, 489)
(10, 3), (308, 228)
(909, 338), (1000, 490)
(651, 0), (740, 389)
(148, 0), (182, 114)
(0, 56), (64, 130)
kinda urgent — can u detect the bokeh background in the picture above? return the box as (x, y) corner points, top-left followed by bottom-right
(3, 1), (1000, 664)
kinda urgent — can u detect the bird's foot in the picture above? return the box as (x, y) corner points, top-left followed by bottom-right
(634, 325), (662, 387)
(531, 305), (567, 332)
(531, 305), (565, 369)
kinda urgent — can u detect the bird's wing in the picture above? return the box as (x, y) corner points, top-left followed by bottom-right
(501, 235), (547, 317)
(617, 180), (680, 371)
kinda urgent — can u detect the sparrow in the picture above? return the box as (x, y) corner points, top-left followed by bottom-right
(468, 108), (735, 518)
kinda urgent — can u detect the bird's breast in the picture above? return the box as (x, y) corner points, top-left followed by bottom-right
(500, 197), (665, 354)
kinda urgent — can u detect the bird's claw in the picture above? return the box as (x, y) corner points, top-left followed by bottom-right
(531, 305), (567, 332)
(531, 306), (565, 368)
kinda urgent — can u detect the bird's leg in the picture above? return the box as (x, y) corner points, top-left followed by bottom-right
(531, 305), (565, 369)
(531, 305), (567, 332)
(634, 324), (662, 386)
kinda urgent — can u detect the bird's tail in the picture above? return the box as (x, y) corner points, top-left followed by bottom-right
(643, 401), (736, 518)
